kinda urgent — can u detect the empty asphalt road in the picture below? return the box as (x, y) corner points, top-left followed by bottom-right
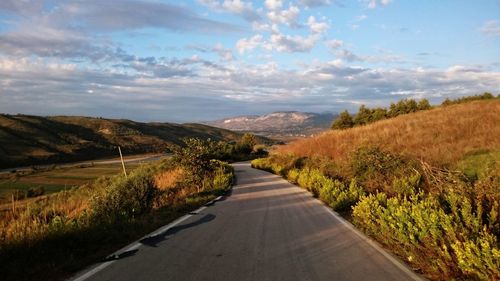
(73, 162), (425, 281)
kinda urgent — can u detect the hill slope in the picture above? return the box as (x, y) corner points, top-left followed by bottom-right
(277, 100), (500, 167)
(205, 111), (336, 138)
(0, 114), (269, 169)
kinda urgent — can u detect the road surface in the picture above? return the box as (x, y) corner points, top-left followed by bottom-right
(0, 154), (167, 174)
(72, 162), (425, 281)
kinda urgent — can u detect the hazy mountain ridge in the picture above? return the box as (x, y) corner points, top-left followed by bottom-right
(205, 111), (337, 137)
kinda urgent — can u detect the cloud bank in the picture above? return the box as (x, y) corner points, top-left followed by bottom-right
(0, 0), (498, 122)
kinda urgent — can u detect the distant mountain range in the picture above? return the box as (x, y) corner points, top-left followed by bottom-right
(204, 111), (337, 138)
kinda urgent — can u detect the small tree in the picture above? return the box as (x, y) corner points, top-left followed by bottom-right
(236, 133), (257, 154)
(418, 99), (431, 110)
(371, 107), (387, 122)
(442, 98), (452, 106)
(406, 99), (419, 113)
(170, 138), (221, 192)
(389, 99), (418, 117)
(388, 102), (398, 117)
(331, 110), (354, 130)
(354, 105), (372, 126)
(481, 92), (494, 99)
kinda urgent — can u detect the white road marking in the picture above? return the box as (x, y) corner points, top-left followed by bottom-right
(268, 171), (426, 281)
(321, 205), (426, 281)
(69, 195), (224, 281)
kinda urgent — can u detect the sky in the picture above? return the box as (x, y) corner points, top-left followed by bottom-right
(0, 0), (499, 122)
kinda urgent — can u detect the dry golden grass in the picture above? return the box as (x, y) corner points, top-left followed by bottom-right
(0, 187), (91, 243)
(154, 168), (185, 190)
(0, 158), (234, 281)
(277, 100), (500, 167)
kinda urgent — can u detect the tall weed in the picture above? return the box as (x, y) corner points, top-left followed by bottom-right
(352, 192), (500, 280)
(253, 145), (500, 280)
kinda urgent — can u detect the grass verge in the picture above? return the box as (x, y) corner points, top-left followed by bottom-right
(0, 158), (233, 281)
(252, 148), (499, 280)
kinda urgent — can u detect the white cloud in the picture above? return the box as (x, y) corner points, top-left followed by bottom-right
(199, 0), (261, 21)
(252, 21), (272, 31)
(227, 0), (330, 55)
(480, 20), (500, 36)
(222, 0), (250, 12)
(239, 20), (328, 54)
(307, 16), (330, 34)
(0, 1), (242, 61)
(335, 48), (407, 64)
(1, 0), (497, 122)
(239, 23), (323, 53)
(186, 43), (234, 61)
(446, 65), (485, 73)
(336, 49), (364, 62)
(298, 0), (332, 7)
(365, 0), (392, 9)
(60, 1), (241, 33)
(0, 24), (113, 60)
(264, 0), (283, 10)
(237, 5), (329, 54)
(269, 32), (319, 52)
(2, 57), (499, 121)
(236, 35), (264, 54)
(267, 4), (300, 27)
(325, 39), (344, 49)
(0, 0), (44, 16)
(213, 43), (234, 61)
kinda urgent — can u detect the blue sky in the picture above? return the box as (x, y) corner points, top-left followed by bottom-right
(0, 0), (499, 122)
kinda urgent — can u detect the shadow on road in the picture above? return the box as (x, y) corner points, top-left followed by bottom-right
(140, 213), (216, 247)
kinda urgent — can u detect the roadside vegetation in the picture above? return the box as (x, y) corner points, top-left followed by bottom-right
(0, 135), (264, 281)
(252, 96), (500, 280)
(0, 132), (265, 209)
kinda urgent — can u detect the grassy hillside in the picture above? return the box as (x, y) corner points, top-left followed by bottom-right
(0, 147), (234, 281)
(278, 100), (500, 168)
(253, 99), (500, 280)
(0, 114), (269, 169)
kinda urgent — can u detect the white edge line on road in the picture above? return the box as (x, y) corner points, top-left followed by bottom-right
(321, 205), (426, 281)
(241, 167), (423, 281)
(69, 195), (224, 281)
(267, 170), (427, 281)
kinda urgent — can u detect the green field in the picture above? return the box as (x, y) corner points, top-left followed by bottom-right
(0, 162), (142, 205)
